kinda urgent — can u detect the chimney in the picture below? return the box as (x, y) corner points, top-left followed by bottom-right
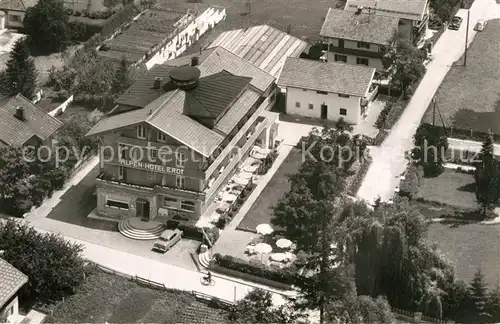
(153, 77), (162, 89)
(356, 6), (363, 14)
(14, 106), (25, 121)
(191, 56), (199, 66)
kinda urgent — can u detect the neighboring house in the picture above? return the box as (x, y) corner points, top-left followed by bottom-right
(0, 0), (38, 29)
(98, 6), (227, 69)
(205, 24), (308, 78)
(86, 47), (279, 226)
(0, 94), (63, 148)
(344, 0), (429, 44)
(320, 8), (399, 71)
(278, 57), (377, 124)
(0, 257), (28, 324)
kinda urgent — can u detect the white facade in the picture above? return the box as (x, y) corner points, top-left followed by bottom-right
(325, 38), (385, 71)
(285, 86), (364, 124)
(145, 7), (226, 69)
(2, 10), (24, 29)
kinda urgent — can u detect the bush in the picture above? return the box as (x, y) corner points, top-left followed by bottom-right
(398, 164), (423, 199)
(347, 158), (373, 196)
(211, 253), (298, 286)
(202, 226), (220, 246)
(69, 21), (102, 42)
(375, 100), (393, 129)
(177, 224), (204, 241)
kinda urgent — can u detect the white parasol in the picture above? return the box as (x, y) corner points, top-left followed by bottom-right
(256, 223), (274, 235)
(254, 243), (272, 254)
(276, 238), (293, 249)
(270, 253), (288, 262)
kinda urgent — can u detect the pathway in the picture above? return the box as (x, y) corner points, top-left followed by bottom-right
(448, 137), (500, 156)
(356, 0), (500, 204)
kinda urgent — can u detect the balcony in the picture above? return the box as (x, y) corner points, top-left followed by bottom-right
(327, 44), (384, 60)
(413, 14), (429, 33)
(365, 85), (379, 102)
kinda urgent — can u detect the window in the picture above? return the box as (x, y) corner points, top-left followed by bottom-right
(119, 144), (129, 160)
(357, 41), (370, 49)
(338, 94), (350, 98)
(181, 200), (195, 212)
(176, 175), (185, 188)
(340, 108), (347, 116)
(106, 199), (129, 209)
(163, 196), (178, 208)
(137, 125), (147, 139)
(356, 57), (369, 66)
(176, 152), (186, 167)
(334, 54), (347, 62)
(317, 90), (328, 95)
(147, 170), (155, 180)
(157, 132), (166, 142)
(9, 15), (20, 22)
(308, 103), (314, 110)
(131, 146), (141, 160)
(295, 101), (301, 108)
(119, 166), (125, 179)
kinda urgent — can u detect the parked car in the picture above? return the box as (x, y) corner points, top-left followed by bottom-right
(152, 229), (183, 253)
(449, 16), (463, 30)
(474, 19), (487, 31)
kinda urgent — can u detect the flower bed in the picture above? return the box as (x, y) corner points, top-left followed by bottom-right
(210, 253), (296, 289)
(215, 183), (257, 229)
(258, 150), (279, 175)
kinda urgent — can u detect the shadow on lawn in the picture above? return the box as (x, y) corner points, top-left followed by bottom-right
(456, 182), (476, 192)
(437, 209), (492, 228)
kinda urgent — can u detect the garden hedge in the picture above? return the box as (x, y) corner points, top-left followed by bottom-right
(210, 253), (298, 288)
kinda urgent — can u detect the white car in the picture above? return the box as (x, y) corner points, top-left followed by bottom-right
(474, 19), (487, 31)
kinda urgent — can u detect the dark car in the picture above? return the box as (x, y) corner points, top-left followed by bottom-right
(449, 16), (463, 30)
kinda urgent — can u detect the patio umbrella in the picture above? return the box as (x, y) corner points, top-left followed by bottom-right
(276, 238), (293, 249)
(256, 223), (274, 235)
(270, 253), (288, 262)
(254, 243), (272, 254)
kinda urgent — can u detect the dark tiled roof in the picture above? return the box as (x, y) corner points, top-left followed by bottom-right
(187, 71), (251, 119)
(345, 0), (428, 20)
(214, 89), (260, 135)
(0, 258), (28, 308)
(278, 57), (375, 97)
(161, 48), (215, 67)
(0, 94), (63, 147)
(320, 8), (399, 45)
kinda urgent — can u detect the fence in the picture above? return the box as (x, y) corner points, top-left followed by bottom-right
(391, 308), (455, 324)
(48, 95), (74, 117)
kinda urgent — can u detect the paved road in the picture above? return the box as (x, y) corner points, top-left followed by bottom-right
(448, 137), (500, 156)
(357, 0), (500, 204)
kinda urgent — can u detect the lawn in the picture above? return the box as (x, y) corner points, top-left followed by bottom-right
(163, 0), (342, 48)
(43, 267), (229, 323)
(421, 19), (500, 138)
(236, 148), (303, 231)
(427, 222), (500, 288)
(415, 169), (479, 210)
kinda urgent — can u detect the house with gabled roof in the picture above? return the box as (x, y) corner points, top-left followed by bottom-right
(0, 0), (38, 29)
(0, 94), (63, 148)
(320, 8), (399, 72)
(0, 257), (28, 323)
(86, 46), (280, 225)
(278, 57), (377, 124)
(344, 0), (430, 44)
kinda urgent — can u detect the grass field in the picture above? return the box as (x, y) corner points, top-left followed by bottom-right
(44, 268), (229, 323)
(428, 222), (500, 288)
(415, 169), (479, 210)
(421, 19), (500, 137)
(237, 148), (303, 231)
(162, 0), (342, 45)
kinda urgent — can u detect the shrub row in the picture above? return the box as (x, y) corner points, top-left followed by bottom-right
(375, 100), (394, 130)
(258, 150), (279, 175)
(347, 158), (373, 196)
(210, 253), (297, 287)
(66, 8), (117, 19)
(69, 21), (103, 42)
(373, 129), (389, 146)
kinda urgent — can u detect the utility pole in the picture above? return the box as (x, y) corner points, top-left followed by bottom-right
(464, 10), (470, 66)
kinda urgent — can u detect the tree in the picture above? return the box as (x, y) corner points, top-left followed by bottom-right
(111, 56), (131, 95)
(0, 38), (38, 99)
(334, 295), (395, 323)
(23, 0), (70, 54)
(469, 268), (491, 321)
(228, 289), (304, 323)
(487, 284), (500, 322)
(388, 40), (426, 97)
(412, 124), (448, 177)
(474, 133), (500, 215)
(0, 219), (87, 306)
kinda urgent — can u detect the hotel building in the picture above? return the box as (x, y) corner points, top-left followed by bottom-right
(86, 47), (279, 226)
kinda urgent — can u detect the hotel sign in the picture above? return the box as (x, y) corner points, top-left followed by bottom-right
(119, 159), (185, 175)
